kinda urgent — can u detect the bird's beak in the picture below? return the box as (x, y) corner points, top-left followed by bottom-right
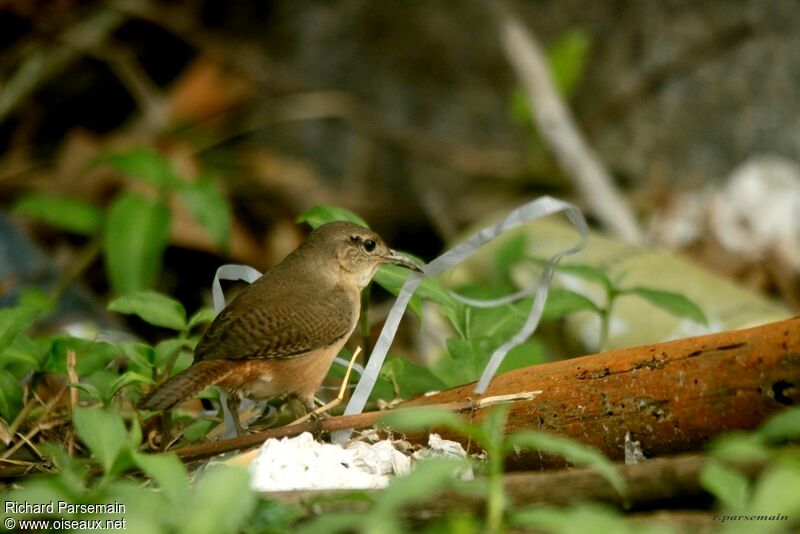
(384, 249), (424, 273)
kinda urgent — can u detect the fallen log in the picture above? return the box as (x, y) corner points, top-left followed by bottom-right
(173, 317), (799, 465)
(402, 316), (800, 468)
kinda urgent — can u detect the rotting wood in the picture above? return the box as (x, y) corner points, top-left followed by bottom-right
(402, 316), (800, 468)
(172, 317), (799, 465)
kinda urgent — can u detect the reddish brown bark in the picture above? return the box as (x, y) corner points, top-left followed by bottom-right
(403, 316), (800, 468)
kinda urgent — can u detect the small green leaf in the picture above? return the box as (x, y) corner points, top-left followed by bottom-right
(296, 205), (369, 229)
(542, 288), (600, 320)
(758, 407), (800, 443)
(0, 369), (24, 421)
(547, 29), (591, 97)
(555, 263), (613, 293)
(378, 355), (446, 399)
(104, 192), (171, 294)
(506, 431), (626, 497)
(104, 148), (181, 188)
(0, 306), (39, 352)
(700, 459), (750, 510)
(707, 431), (770, 464)
(177, 177), (231, 250)
(381, 406), (471, 436)
(623, 287), (707, 325)
(72, 406), (129, 473)
(14, 193), (104, 235)
(133, 451), (189, 504)
(109, 371), (154, 398)
(183, 466), (256, 534)
(188, 307), (217, 330)
(493, 233), (527, 283)
(109, 291), (187, 330)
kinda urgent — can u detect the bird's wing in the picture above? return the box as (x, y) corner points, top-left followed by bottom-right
(194, 283), (356, 361)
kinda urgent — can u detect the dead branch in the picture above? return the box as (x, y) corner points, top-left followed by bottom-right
(493, 3), (644, 244)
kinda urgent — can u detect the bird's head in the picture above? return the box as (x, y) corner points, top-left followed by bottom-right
(307, 221), (423, 289)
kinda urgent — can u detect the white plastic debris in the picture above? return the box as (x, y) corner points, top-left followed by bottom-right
(624, 431), (646, 465)
(247, 432), (470, 491)
(709, 155), (800, 270)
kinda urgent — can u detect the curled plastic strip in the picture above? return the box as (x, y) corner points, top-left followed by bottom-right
(332, 196), (587, 442)
(212, 264), (263, 313)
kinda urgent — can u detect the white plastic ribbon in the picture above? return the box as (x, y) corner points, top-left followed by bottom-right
(333, 196), (587, 443)
(210, 197), (587, 444)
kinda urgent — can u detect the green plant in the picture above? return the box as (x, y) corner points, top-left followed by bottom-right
(14, 147), (232, 295)
(381, 405), (627, 533)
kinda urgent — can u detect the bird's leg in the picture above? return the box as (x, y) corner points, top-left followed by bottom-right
(220, 390), (243, 438)
(291, 346), (361, 425)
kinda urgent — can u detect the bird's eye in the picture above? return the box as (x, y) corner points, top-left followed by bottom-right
(363, 239), (376, 252)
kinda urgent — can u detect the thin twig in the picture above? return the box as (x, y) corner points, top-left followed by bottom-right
(493, 2), (644, 244)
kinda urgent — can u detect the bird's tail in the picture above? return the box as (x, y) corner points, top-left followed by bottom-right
(137, 360), (234, 411)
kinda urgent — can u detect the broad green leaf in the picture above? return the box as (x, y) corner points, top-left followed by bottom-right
(109, 291), (187, 331)
(623, 287), (707, 325)
(748, 461), (800, 518)
(699, 459), (749, 510)
(118, 342), (156, 373)
(177, 177), (231, 250)
(133, 451), (189, 505)
(104, 192), (171, 294)
(506, 431), (626, 497)
(0, 334), (46, 371)
(758, 407), (800, 443)
(0, 369), (23, 421)
(0, 306), (39, 350)
(72, 406), (129, 473)
(707, 431), (770, 464)
(183, 466), (256, 534)
(14, 193), (104, 235)
(104, 148), (181, 188)
(296, 205), (369, 229)
(188, 307), (217, 330)
(70, 381), (103, 402)
(511, 503), (631, 534)
(542, 288), (600, 320)
(154, 338), (192, 368)
(548, 29), (591, 97)
(378, 355), (446, 399)
(377, 458), (466, 513)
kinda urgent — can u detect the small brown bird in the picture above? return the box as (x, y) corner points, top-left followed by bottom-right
(137, 221), (421, 434)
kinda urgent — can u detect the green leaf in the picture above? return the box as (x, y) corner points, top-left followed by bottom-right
(380, 406), (471, 436)
(104, 148), (181, 188)
(555, 263), (613, 293)
(377, 458), (465, 513)
(177, 177), (231, 250)
(1, 334), (46, 372)
(109, 371), (154, 398)
(623, 287), (707, 325)
(542, 287), (600, 320)
(511, 503), (630, 534)
(707, 431), (770, 464)
(0, 369), (24, 421)
(188, 307), (217, 330)
(183, 466), (256, 534)
(547, 29), (591, 97)
(700, 459), (750, 510)
(133, 451), (189, 504)
(108, 291), (187, 330)
(506, 431), (626, 497)
(14, 193), (104, 235)
(747, 460), (800, 518)
(378, 355), (446, 399)
(493, 233), (527, 283)
(758, 407), (800, 443)
(296, 205), (369, 229)
(104, 192), (171, 294)
(72, 406), (129, 473)
(0, 306), (39, 351)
